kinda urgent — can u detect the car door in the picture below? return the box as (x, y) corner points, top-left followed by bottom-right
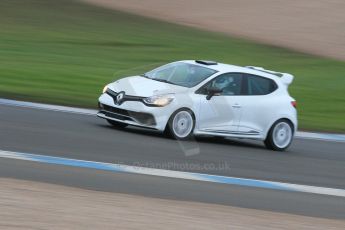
(235, 74), (279, 136)
(195, 73), (244, 134)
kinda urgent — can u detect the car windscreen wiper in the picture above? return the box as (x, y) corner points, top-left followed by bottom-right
(140, 75), (177, 85)
(151, 78), (175, 85)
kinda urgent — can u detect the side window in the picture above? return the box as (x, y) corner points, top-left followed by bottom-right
(246, 74), (277, 95)
(197, 73), (243, 96)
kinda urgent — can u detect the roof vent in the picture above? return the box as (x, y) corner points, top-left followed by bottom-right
(195, 60), (218, 65)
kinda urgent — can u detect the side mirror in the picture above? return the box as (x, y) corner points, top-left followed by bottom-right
(206, 87), (223, 100)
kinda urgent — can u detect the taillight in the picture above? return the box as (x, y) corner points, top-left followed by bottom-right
(291, 101), (297, 108)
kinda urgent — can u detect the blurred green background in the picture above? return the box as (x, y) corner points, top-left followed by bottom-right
(0, 0), (344, 132)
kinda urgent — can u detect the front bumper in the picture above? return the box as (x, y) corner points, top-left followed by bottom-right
(97, 93), (172, 131)
(98, 103), (157, 129)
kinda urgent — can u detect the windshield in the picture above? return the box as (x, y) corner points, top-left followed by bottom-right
(143, 62), (217, 87)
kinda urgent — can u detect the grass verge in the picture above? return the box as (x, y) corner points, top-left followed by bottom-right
(0, 0), (344, 132)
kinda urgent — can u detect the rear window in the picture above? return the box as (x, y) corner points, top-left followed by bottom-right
(246, 74), (277, 95)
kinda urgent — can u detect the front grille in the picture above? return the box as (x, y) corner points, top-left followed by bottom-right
(106, 89), (145, 105)
(102, 104), (129, 116)
(102, 111), (130, 121)
(130, 113), (156, 126)
(99, 103), (156, 126)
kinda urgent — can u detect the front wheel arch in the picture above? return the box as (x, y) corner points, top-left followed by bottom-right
(164, 107), (196, 140)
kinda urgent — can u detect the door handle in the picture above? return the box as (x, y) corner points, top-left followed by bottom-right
(232, 104), (241, 108)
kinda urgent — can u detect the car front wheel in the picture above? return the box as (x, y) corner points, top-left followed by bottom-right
(166, 109), (195, 140)
(264, 119), (293, 151)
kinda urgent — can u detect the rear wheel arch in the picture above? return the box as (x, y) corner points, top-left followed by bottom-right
(264, 118), (294, 151)
(265, 117), (295, 139)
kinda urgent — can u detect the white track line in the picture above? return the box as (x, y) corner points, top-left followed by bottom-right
(0, 98), (96, 115)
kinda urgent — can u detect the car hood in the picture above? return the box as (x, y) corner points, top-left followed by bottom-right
(108, 76), (188, 97)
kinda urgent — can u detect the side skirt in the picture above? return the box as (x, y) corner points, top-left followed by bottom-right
(194, 129), (264, 140)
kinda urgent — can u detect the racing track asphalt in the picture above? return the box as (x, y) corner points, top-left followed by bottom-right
(1, 104), (345, 219)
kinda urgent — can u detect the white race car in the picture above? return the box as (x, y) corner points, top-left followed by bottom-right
(98, 60), (297, 151)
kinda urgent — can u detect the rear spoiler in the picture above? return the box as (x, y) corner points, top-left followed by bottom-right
(245, 66), (294, 87)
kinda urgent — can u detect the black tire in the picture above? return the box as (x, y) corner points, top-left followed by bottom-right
(106, 119), (127, 129)
(165, 109), (195, 140)
(213, 136), (226, 140)
(264, 119), (293, 151)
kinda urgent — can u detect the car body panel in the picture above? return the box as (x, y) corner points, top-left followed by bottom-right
(98, 60), (297, 142)
(110, 75), (187, 97)
(195, 94), (242, 133)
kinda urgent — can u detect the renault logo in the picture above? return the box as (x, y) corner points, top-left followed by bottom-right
(115, 92), (125, 105)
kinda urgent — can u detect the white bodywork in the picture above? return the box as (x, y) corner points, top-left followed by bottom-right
(98, 60), (297, 140)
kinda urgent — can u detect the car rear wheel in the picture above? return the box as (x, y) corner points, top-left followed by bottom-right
(264, 119), (293, 151)
(166, 109), (195, 140)
(107, 119), (127, 129)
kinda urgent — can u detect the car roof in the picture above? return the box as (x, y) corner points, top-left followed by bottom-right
(180, 60), (282, 82)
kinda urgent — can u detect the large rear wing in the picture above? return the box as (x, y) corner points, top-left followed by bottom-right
(245, 66), (294, 87)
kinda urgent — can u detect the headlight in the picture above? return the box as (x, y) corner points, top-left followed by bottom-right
(143, 94), (175, 107)
(102, 84), (109, 93)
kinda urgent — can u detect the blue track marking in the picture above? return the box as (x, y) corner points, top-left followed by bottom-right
(1, 150), (345, 197)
